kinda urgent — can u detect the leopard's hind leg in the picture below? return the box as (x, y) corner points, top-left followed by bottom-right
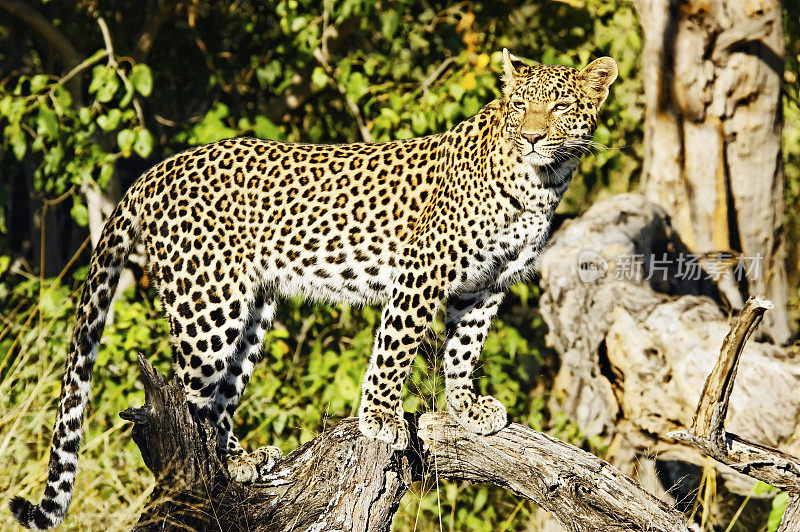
(211, 289), (283, 482)
(161, 273), (281, 479)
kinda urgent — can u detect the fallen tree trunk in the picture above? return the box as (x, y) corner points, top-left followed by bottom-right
(121, 355), (690, 531)
(538, 193), (800, 502)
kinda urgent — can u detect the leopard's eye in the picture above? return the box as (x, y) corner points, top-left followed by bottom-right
(511, 100), (526, 111)
(552, 101), (574, 112)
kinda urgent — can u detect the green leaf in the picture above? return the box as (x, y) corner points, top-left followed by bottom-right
(117, 128), (135, 153)
(767, 492), (789, 532)
(311, 66), (328, 90)
(463, 95), (482, 116)
(30, 74), (49, 92)
(473, 487), (488, 512)
(36, 108), (59, 139)
(52, 84), (73, 115)
(119, 75), (134, 108)
(98, 163), (115, 187)
(42, 146), (64, 174)
(343, 72), (369, 101)
(70, 202), (88, 227)
(133, 129), (154, 158)
(97, 109), (122, 131)
(72, 265), (90, 282)
(443, 101), (460, 122)
(380, 11), (400, 40)
(290, 16), (307, 33)
(448, 83), (465, 102)
(10, 127), (27, 160)
(379, 107), (400, 125)
(256, 60), (281, 87)
(97, 76), (119, 102)
(411, 112), (428, 134)
(39, 284), (69, 318)
(188, 103), (236, 144)
(129, 64), (153, 96)
(78, 107), (92, 124)
(0, 96), (10, 116)
(90, 65), (119, 103)
(754, 481), (778, 496)
(253, 115), (281, 139)
(1, 97), (25, 121)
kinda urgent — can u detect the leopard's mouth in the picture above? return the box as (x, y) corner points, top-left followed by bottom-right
(522, 145), (557, 167)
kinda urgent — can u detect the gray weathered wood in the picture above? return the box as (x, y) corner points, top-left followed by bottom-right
(122, 354), (690, 531)
(669, 296), (800, 532)
(631, 0), (790, 343)
(538, 193), (800, 499)
(417, 415), (689, 532)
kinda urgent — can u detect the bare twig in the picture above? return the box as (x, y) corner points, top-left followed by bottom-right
(57, 50), (110, 86)
(312, 0), (373, 142)
(420, 56), (459, 97)
(669, 296), (800, 532)
(0, 0), (83, 101)
(97, 17), (147, 127)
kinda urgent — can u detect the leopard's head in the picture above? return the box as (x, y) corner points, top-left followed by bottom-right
(500, 49), (618, 170)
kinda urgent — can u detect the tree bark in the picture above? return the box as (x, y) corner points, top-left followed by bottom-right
(669, 296), (800, 531)
(538, 193), (800, 500)
(121, 355), (690, 531)
(632, 0), (790, 343)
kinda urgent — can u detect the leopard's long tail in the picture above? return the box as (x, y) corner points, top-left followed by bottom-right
(10, 188), (142, 530)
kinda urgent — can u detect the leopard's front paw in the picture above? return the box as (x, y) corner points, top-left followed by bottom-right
(227, 445), (283, 483)
(449, 395), (507, 435)
(358, 408), (409, 450)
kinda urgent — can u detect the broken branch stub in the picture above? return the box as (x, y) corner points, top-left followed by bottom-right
(669, 296), (800, 532)
(692, 296), (773, 447)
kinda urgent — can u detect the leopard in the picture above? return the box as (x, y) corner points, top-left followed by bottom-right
(11, 49), (617, 529)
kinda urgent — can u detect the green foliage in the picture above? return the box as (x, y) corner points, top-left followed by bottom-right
(767, 492), (789, 532)
(0, 1), (797, 530)
(0, 53), (154, 205)
(782, 1), (800, 316)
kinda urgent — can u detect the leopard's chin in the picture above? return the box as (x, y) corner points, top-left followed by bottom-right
(523, 150), (555, 167)
(530, 154), (579, 187)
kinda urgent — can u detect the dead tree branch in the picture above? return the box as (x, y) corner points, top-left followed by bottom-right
(122, 355), (690, 531)
(313, 0), (373, 142)
(538, 193), (800, 503)
(669, 296), (800, 532)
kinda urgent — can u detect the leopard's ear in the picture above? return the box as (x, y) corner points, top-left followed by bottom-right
(579, 57), (618, 107)
(502, 48), (524, 97)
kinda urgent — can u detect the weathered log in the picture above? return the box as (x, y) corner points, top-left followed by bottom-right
(538, 193), (800, 500)
(669, 296), (800, 531)
(121, 354), (691, 531)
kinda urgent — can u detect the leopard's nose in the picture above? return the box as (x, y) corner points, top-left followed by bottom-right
(522, 131), (546, 147)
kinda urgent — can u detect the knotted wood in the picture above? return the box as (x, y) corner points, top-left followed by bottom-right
(121, 355), (689, 531)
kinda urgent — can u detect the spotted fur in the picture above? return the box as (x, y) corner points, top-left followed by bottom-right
(11, 50), (617, 529)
